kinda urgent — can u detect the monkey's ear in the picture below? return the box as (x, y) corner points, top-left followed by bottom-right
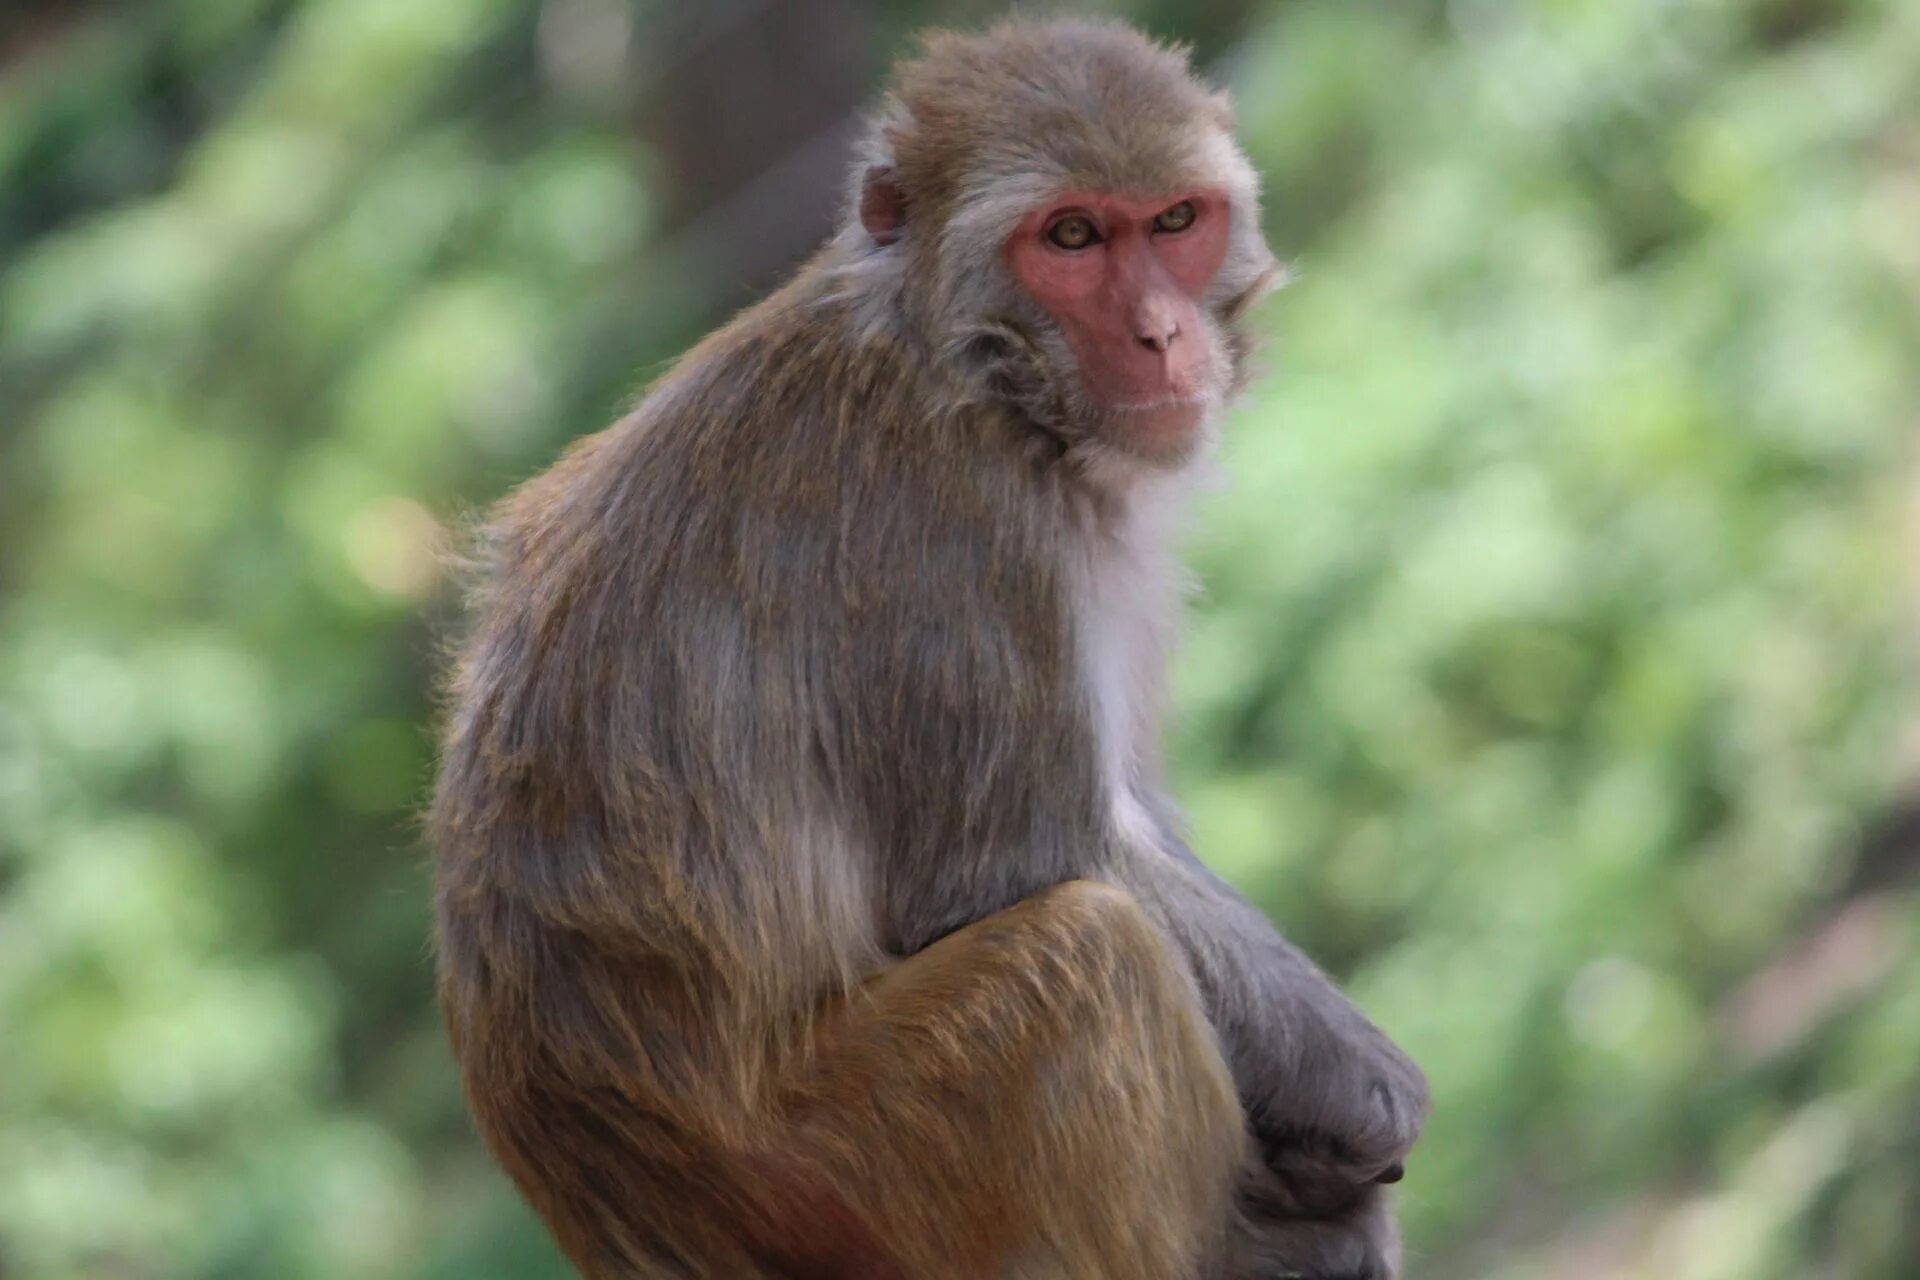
(859, 164), (905, 246)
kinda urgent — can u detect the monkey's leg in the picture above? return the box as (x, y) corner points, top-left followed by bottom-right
(759, 880), (1250, 1280)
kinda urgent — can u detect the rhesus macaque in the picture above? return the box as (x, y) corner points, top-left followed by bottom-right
(431, 18), (1427, 1280)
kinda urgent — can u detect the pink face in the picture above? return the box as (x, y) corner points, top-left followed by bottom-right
(1004, 188), (1231, 448)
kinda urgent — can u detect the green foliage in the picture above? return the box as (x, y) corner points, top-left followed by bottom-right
(1189, 4), (1920, 1272)
(2, 1), (1916, 1276)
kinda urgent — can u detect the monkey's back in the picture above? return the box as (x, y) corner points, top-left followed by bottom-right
(428, 273), (1111, 1273)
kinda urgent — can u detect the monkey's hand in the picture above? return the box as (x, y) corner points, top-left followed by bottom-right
(1117, 838), (1427, 1212)
(1235, 1173), (1402, 1280)
(1244, 999), (1428, 1219)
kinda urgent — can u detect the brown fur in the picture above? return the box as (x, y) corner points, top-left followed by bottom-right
(432, 18), (1421, 1280)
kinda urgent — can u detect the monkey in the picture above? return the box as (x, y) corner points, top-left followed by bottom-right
(430, 17), (1427, 1280)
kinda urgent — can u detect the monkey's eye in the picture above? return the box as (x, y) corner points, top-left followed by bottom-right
(1154, 201), (1197, 234)
(1045, 215), (1100, 251)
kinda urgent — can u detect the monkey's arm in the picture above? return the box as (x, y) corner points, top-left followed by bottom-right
(1111, 837), (1429, 1211)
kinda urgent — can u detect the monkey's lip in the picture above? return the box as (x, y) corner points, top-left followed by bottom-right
(1106, 397), (1208, 439)
(1109, 396), (1205, 411)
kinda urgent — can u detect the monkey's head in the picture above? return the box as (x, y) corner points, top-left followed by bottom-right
(845, 18), (1282, 470)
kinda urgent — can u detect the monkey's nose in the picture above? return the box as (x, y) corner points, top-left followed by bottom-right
(1135, 320), (1179, 353)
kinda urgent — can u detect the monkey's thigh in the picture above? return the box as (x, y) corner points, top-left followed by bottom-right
(779, 879), (1249, 1280)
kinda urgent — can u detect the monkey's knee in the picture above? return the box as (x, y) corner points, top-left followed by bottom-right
(1007, 879), (1166, 965)
(1016, 884), (1247, 1131)
(1008, 880), (1212, 1017)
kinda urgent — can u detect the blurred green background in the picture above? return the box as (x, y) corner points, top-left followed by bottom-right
(3, 0), (1918, 1276)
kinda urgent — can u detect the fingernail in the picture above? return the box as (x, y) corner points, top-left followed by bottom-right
(1375, 1162), (1405, 1185)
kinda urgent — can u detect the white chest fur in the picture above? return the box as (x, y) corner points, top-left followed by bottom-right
(1065, 468), (1202, 854)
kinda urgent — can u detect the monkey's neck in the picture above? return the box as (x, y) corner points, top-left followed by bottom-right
(1058, 457), (1203, 857)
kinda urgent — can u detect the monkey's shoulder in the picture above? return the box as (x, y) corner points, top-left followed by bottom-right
(593, 308), (1033, 518)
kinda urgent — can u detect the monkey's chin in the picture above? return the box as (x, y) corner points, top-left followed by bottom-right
(1103, 398), (1211, 465)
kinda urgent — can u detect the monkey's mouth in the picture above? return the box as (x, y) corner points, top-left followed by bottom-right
(1105, 396), (1209, 446)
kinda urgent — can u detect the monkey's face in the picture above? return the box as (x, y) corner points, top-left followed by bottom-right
(1002, 189), (1232, 462)
(849, 20), (1283, 471)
